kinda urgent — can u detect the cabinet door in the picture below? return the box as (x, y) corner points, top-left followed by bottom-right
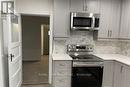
(98, 0), (111, 38)
(53, 61), (72, 87)
(98, 0), (121, 39)
(85, 0), (101, 13)
(113, 62), (123, 87)
(70, 0), (84, 12)
(102, 61), (114, 87)
(109, 0), (121, 38)
(120, 0), (130, 39)
(122, 65), (130, 87)
(53, 0), (70, 38)
(70, 0), (101, 13)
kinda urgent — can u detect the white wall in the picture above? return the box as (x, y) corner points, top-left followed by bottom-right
(15, 0), (52, 15)
(0, 0), (5, 87)
(0, 1), (3, 86)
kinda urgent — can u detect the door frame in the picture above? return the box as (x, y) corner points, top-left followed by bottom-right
(19, 13), (53, 84)
(0, 12), (4, 87)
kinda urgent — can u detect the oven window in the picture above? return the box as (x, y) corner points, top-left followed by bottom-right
(73, 17), (92, 27)
(72, 67), (103, 87)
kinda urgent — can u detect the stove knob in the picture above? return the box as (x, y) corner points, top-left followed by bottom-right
(76, 49), (79, 51)
(68, 49), (71, 51)
(68, 45), (72, 48)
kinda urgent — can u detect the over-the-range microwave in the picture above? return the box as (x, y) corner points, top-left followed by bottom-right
(71, 12), (100, 30)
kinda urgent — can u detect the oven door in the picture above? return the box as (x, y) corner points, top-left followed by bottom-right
(71, 17), (93, 30)
(72, 67), (103, 87)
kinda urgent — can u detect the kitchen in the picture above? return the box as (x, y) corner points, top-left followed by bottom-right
(0, 0), (130, 87)
(52, 0), (130, 87)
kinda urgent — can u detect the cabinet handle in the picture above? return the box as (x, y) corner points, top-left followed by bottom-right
(85, 5), (87, 11)
(83, 0), (85, 11)
(108, 30), (109, 37)
(84, 0), (87, 11)
(110, 30), (112, 37)
(59, 64), (65, 66)
(83, 0), (87, 11)
(58, 71), (64, 74)
(59, 79), (64, 82)
(120, 66), (123, 73)
(10, 54), (14, 62)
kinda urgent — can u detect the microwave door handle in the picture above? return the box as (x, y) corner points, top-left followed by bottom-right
(92, 17), (95, 29)
(71, 14), (74, 29)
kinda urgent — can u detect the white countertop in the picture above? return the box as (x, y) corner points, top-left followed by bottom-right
(52, 54), (72, 61)
(52, 53), (130, 66)
(94, 54), (130, 66)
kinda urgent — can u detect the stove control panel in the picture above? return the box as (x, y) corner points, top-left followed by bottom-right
(67, 44), (94, 52)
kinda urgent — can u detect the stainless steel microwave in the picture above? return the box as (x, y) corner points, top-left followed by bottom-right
(71, 12), (100, 30)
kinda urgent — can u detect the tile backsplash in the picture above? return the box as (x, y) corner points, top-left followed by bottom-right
(119, 41), (130, 57)
(66, 31), (94, 45)
(53, 31), (130, 57)
(53, 31), (94, 54)
(94, 40), (121, 54)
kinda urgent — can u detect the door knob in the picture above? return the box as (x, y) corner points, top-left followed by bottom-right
(10, 54), (14, 62)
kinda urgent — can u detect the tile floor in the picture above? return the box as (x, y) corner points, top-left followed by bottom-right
(23, 55), (49, 84)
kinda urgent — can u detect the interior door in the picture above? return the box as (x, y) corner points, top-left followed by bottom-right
(7, 14), (22, 87)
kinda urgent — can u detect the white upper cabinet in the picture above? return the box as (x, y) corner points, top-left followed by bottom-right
(120, 0), (130, 39)
(109, 0), (121, 38)
(85, 0), (101, 13)
(70, 0), (85, 12)
(53, 0), (70, 38)
(70, 0), (100, 13)
(98, 0), (111, 38)
(98, 0), (121, 39)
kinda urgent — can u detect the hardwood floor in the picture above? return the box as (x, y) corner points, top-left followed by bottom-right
(22, 55), (49, 84)
(21, 84), (52, 87)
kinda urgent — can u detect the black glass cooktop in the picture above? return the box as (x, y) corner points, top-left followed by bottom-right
(70, 55), (104, 62)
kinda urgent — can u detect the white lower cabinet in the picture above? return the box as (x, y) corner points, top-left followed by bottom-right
(52, 61), (72, 87)
(102, 61), (114, 87)
(122, 65), (130, 87)
(103, 61), (130, 87)
(113, 61), (130, 87)
(113, 61), (123, 87)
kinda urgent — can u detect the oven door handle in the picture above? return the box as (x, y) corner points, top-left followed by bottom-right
(73, 62), (104, 67)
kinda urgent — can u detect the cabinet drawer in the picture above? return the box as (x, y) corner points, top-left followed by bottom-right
(54, 61), (71, 69)
(54, 68), (71, 77)
(53, 77), (71, 87)
(102, 82), (113, 87)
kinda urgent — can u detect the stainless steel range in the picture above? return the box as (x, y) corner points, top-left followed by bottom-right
(67, 44), (104, 87)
